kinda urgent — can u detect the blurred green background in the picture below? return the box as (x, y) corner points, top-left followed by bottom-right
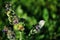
(0, 0), (60, 40)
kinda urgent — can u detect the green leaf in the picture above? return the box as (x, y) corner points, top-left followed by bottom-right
(16, 6), (23, 18)
(43, 8), (49, 21)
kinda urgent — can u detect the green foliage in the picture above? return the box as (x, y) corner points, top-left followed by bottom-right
(0, 0), (59, 40)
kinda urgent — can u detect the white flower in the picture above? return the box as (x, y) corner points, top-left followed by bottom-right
(39, 20), (45, 29)
(7, 30), (12, 39)
(7, 30), (15, 40)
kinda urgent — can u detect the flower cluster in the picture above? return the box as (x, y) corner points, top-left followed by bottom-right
(5, 2), (11, 12)
(5, 2), (19, 25)
(2, 26), (15, 40)
(28, 20), (45, 36)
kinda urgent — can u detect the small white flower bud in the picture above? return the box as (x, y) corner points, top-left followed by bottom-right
(39, 20), (45, 28)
